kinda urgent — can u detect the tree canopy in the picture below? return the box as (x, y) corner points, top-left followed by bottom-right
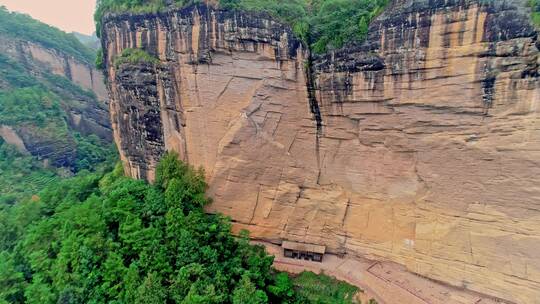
(0, 154), (362, 303)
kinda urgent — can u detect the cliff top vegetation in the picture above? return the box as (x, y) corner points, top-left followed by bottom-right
(95, 0), (389, 53)
(0, 6), (95, 63)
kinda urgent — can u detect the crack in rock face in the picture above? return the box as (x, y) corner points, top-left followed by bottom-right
(102, 1), (540, 303)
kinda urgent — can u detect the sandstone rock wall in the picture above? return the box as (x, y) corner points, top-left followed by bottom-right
(0, 125), (28, 154)
(102, 1), (540, 302)
(103, 5), (305, 181)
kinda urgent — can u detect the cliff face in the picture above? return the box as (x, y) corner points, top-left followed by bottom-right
(102, 0), (540, 302)
(0, 33), (111, 167)
(0, 35), (108, 100)
(103, 5), (305, 181)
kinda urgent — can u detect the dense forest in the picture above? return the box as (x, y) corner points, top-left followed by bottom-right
(94, 0), (389, 53)
(0, 154), (360, 303)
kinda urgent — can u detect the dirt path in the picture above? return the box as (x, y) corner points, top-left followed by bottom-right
(255, 241), (505, 304)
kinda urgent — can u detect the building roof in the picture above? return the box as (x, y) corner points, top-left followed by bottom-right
(282, 241), (326, 254)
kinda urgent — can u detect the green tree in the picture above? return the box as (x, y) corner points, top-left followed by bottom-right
(0, 154), (359, 303)
(136, 272), (167, 304)
(268, 272), (295, 300)
(0, 252), (25, 303)
(232, 275), (268, 304)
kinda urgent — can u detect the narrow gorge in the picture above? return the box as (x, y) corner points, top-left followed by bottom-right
(101, 0), (540, 302)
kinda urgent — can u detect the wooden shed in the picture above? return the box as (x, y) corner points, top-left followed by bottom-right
(282, 241), (326, 262)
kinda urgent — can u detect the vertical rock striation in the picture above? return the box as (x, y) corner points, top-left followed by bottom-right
(310, 0), (540, 302)
(103, 5), (306, 180)
(102, 1), (540, 302)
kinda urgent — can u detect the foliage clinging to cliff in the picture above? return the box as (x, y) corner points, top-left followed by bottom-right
(94, 0), (201, 37)
(308, 0), (388, 53)
(530, 0), (540, 27)
(0, 61), (115, 200)
(114, 48), (160, 68)
(94, 0), (389, 53)
(220, 0), (389, 53)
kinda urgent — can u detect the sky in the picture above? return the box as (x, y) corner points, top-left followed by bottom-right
(0, 0), (97, 35)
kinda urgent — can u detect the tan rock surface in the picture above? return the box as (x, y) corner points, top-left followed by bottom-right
(103, 1), (540, 302)
(0, 125), (28, 154)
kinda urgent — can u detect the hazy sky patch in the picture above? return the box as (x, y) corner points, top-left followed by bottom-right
(0, 0), (97, 34)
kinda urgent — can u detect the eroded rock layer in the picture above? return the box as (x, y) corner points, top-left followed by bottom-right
(102, 1), (540, 302)
(0, 34), (108, 100)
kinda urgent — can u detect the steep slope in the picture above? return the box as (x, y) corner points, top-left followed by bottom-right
(73, 32), (101, 50)
(0, 7), (113, 201)
(101, 1), (540, 302)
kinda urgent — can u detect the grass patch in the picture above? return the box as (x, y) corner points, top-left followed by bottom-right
(291, 271), (360, 304)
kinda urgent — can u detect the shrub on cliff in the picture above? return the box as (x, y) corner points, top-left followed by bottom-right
(308, 0), (388, 53)
(220, 0), (388, 52)
(94, 0), (200, 36)
(530, 0), (540, 26)
(114, 48), (160, 68)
